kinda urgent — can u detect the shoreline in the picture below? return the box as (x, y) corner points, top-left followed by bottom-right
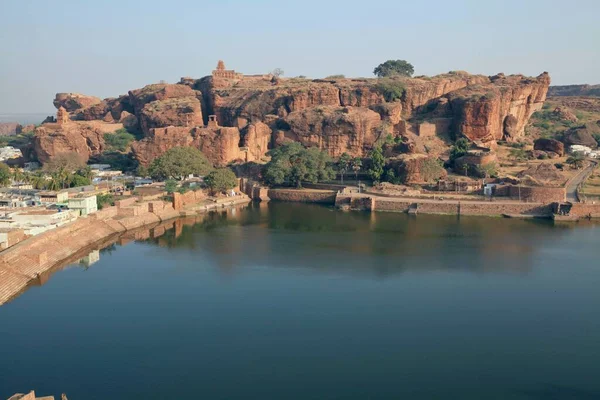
(0, 195), (250, 305)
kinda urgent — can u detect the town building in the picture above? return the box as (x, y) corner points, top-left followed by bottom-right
(38, 191), (69, 204)
(68, 194), (98, 216)
(0, 207), (78, 236)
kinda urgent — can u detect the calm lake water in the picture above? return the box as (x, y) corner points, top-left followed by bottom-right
(1, 203), (600, 400)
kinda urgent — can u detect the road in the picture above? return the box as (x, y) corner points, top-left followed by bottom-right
(566, 161), (597, 202)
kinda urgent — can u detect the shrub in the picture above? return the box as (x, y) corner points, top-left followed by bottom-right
(376, 79), (406, 102)
(325, 74), (345, 79)
(205, 168), (238, 194)
(97, 193), (114, 210)
(104, 128), (136, 152)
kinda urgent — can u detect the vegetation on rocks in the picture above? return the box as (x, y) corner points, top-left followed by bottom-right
(373, 60), (414, 78)
(263, 143), (335, 188)
(149, 147), (213, 180)
(367, 146), (385, 182)
(104, 128), (137, 152)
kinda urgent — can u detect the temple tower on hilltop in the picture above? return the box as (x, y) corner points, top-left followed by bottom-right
(56, 106), (70, 125)
(212, 60), (242, 79)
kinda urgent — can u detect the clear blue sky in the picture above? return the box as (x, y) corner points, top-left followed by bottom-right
(1, 0), (599, 113)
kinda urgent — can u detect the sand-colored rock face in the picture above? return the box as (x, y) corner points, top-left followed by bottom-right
(139, 97), (204, 135)
(33, 121), (122, 164)
(284, 106), (382, 157)
(132, 122), (272, 167)
(54, 93), (103, 111)
(37, 69), (550, 166)
(448, 73), (550, 144)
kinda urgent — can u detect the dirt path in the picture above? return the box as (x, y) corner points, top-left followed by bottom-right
(566, 161), (597, 202)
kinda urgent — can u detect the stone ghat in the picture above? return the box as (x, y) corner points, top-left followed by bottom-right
(0, 197), (197, 306)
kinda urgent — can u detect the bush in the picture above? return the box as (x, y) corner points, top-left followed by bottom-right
(367, 146), (385, 182)
(97, 193), (114, 210)
(205, 168), (238, 194)
(449, 138), (470, 162)
(376, 79), (406, 102)
(263, 143), (335, 188)
(325, 74), (345, 79)
(104, 128), (136, 152)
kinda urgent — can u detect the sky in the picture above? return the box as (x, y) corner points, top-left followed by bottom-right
(1, 0), (599, 114)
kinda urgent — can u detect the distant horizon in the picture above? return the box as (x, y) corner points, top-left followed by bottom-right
(1, 0), (599, 113)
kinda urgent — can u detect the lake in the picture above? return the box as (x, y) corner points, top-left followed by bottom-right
(1, 202), (599, 400)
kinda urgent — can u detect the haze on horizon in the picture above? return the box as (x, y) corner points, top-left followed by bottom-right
(1, 0), (598, 114)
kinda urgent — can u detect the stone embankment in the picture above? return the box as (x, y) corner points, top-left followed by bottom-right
(0, 194), (250, 305)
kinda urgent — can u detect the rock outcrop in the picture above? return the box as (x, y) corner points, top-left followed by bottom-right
(283, 106), (382, 157)
(35, 65), (550, 167)
(534, 138), (565, 156)
(563, 123), (600, 148)
(132, 122), (272, 167)
(54, 93), (102, 112)
(0, 122), (20, 136)
(447, 73), (550, 145)
(33, 121), (121, 164)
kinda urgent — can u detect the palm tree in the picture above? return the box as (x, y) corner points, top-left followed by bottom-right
(351, 157), (362, 182)
(566, 152), (585, 169)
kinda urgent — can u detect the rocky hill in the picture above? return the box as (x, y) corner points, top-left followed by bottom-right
(31, 61), (551, 168)
(548, 84), (600, 97)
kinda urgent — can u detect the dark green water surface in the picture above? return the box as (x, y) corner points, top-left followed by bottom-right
(1, 203), (600, 399)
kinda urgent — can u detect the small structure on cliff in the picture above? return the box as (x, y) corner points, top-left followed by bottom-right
(207, 115), (219, 129)
(212, 60), (243, 79)
(56, 106), (70, 125)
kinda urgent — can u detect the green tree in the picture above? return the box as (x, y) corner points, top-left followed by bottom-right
(368, 146), (385, 183)
(351, 157), (362, 181)
(204, 168), (238, 195)
(97, 193), (114, 209)
(263, 143), (335, 188)
(566, 152), (585, 169)
(336, 153), (352, 184)
(376, 79), (406, 102)
(165, 179), (178, 193)
(149, 147), (213, 180)
(449, 138), (470, 161)
(509, 148), (529, 162)
(69, 174), (91, 188)
(0, 163), (11, 186)
(373, 60), (414, 78)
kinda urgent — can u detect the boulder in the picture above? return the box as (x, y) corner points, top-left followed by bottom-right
(534, 138), (565, 156)
(387, 155), (447, 184)
(563, 123), (600, 148)
(53, 93), (102, 111)
(128, 83), (199, 115)
(0, 122), (20, 136)
(552, 106), (578, 122)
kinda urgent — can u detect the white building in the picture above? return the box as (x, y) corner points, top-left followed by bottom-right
(68, 194), (98, 216)
(569, 145), (592, 155)
(0, 146), (23, 161)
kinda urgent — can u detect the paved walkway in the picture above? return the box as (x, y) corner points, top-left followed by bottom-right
(566, 161), (597, 202)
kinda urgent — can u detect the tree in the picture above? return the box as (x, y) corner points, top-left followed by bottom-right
(351, 157), (362, 181)
(337, 153), (352, 184)
(449, 138), (470, 162)
(165, 179), (178, 193)
(509, 148), (529, 162)
(272, 68), (284, 77)
(368, 146), (385, 183)
(104, 129), (136, 152)
(0, 163), (11, 186)
(373, 60), (414, 78)
(204, 168), (238, 195)
(263, 143), (335, 188)
(97, 193), (114, 210)
(566, 152), (585, 169)
(149, 147), (213, 180)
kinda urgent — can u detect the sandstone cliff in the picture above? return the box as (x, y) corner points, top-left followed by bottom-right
(36, 68), (550, 167)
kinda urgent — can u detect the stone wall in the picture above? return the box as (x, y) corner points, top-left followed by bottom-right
(507, 186), (566, 203)
(567, 203), (600, 218)
(173, 190), (206, 210)
(370, 198), (552, 217)
(267, 189), (337, 204)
